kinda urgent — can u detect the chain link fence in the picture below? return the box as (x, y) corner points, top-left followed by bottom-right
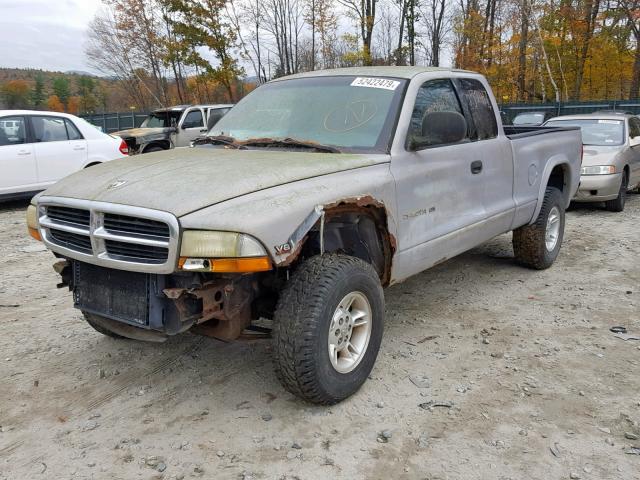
(80, 112), (150, 133)
(499, 100), (640, 123)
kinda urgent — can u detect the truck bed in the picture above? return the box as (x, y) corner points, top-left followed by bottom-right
(506, 125), (582, 229)
(504, 125), (580, 139)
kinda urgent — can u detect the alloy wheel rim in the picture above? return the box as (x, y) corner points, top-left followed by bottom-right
(545, 206), (561, 252)
(327, 291), (372, 374)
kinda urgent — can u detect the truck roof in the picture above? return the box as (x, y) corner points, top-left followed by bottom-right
(152, 104), (234, 114)
(273, 66), (474, 82)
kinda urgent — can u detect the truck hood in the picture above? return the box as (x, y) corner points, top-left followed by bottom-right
(112, 127), (175, 139)
(581, 145), (624, 167)
(41, 147), (388, 217)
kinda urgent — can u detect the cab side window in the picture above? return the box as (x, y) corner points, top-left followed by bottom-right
(182, 110), (204, 129)
(0, 116), (26, 146)
(456, 78), (498, 141)
(407, 79), (468, 148)
(32, 116), (69, 142)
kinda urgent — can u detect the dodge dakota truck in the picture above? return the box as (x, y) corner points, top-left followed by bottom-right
(27, 67), (582, 404)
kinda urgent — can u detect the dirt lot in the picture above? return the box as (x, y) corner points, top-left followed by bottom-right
(1, 196), (639, 480)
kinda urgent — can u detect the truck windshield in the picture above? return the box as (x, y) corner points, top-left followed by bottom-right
(208, 76), (407, 152)
(141, 111), (181, 128)
(544, 119), (624, 146)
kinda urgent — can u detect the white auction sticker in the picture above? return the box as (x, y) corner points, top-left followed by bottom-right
(351, 77), (400, 90)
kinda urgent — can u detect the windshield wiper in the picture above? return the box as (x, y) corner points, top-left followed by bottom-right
(241, 137), (341, 153)
(192, 135), (247, 150)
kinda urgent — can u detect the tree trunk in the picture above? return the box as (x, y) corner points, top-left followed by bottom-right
(572, 0), (600, 100)
(395, 0), (407, 65)
(518, 0), (529, 101)
(631, 40), (640, 99)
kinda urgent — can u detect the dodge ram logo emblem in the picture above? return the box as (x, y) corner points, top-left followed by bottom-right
(107, 180), (127, 190)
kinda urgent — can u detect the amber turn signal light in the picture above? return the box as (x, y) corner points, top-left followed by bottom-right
(28, 227), (42, 242)
(178, 256), (272, 273)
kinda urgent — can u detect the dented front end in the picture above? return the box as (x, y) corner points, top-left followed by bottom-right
(56, 258), (257, 342)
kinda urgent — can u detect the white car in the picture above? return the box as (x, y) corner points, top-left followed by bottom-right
(0, 110), (128, 201)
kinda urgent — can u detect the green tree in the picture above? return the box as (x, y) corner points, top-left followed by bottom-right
(52, 77), (71, 106)
(31, 73), (46, 108)
(76, 76), (97, 113)
(164, 0), (243, 102)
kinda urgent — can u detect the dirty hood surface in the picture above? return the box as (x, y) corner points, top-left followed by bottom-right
(112, 127), (174, 139)
(42, 147), (388, 217)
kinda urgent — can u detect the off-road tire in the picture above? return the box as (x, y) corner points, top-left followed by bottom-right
(82, 311), (126, 339)
(272, 254), (384, 404)
(605, 171), (628, 212)
(513, 187), (565, 270)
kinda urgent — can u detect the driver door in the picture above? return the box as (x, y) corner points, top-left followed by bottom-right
(175, 108), (206, 147)
(390, 79), (488, 277)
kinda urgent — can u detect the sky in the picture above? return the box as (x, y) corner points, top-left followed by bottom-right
(0, 0), (102, 73)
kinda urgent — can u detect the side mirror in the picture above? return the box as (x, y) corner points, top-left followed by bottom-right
(630, 136), (640, 147)
(410, 111), (468, 150)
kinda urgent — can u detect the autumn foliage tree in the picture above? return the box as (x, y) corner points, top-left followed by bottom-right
(164, 0), (243, 101)
(46, 95), (65, 112)
(1, 80), (31, 108)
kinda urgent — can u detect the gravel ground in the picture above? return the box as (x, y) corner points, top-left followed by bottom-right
(1, 196), (639, 480)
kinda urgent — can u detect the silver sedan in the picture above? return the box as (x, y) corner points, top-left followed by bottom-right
(544, 113), (640, 212)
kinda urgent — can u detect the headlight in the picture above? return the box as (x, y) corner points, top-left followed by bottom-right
(180, 231), (266, 257)
(179, 230), (271, 273)
(26, 205), (41, 241)
(581, 165), (615, 175)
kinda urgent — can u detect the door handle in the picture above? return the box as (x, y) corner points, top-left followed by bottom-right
(17, 150), (31, 156)
(73, 146), (86, 151)
(470, 160), (483, 174)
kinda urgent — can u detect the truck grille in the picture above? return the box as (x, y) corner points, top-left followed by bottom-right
(50, 228), (93, 253)
(37, 197), (179, 274)
(105, 239), (168, 263)
(47, 206), (90, 227)
(104, 213), (170, 239)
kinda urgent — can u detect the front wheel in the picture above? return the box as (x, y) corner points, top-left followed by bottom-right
(513, 187), (565, 270)
(605, 171), (627, 212)
(272, 255), (384, 404)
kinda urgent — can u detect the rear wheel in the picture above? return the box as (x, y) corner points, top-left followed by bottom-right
(272, 255), (384, 404)
(513, 187), (565, 270)
(605, 171), (628, 212)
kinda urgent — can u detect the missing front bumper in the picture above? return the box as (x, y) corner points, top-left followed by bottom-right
(60, 260), (254, 341)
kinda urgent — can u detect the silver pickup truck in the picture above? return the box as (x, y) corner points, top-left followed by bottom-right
(27, 67), (582, 404)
